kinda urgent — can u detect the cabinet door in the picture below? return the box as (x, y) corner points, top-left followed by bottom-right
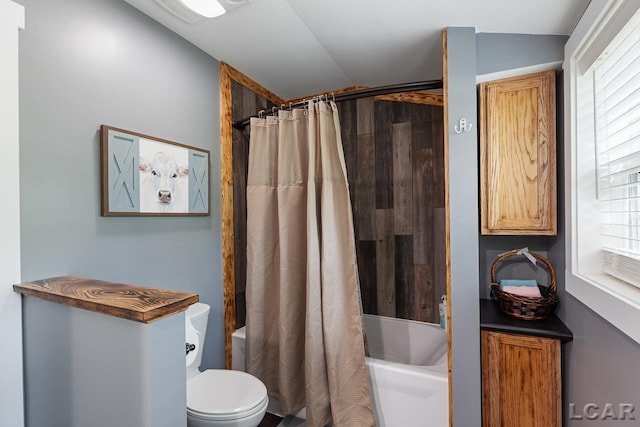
(481, 330), (561, 427)
(480, 71), (556, 235)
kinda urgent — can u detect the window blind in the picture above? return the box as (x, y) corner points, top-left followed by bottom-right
(594, 10), (640, 285)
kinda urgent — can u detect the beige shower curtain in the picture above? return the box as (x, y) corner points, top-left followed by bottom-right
(245, 101), (375, 427)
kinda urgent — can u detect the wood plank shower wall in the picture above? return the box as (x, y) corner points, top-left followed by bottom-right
(339, 99), (446, 322)
(232, 84), (445, 326)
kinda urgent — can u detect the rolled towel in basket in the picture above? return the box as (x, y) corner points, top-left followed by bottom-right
(501, 285), (542, 298)
(500, 279), (537, 288)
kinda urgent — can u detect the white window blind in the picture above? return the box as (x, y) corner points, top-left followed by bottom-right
(594, 9), (640, 285)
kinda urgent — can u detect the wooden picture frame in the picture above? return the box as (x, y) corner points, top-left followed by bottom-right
(100, 125), (210, 216)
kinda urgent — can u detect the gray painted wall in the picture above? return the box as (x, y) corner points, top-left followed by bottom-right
(476, 33), (568, 76)
(17, 0), (223, 374)
(23, 297), (186, 427)
(548, 73), (640, 427)
(445, 27), (482, 427)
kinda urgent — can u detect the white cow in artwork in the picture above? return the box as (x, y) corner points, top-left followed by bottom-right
(139, 139), (189, 213)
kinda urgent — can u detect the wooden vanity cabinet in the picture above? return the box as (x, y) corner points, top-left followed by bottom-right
(480, 71), (557, 235)
(481, 330), (562, 427)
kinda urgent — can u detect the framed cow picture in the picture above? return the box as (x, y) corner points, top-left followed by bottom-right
(100, 125), (210, 216)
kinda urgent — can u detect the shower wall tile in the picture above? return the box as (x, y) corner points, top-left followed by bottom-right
(414, 263), (436, 321)
(356, 134), (376, 241)
(357, 240), (377, 314)
(356, 98), (374, 136)
(375, 209), (395, 317)
(393, 122), (413, 235)
(346, 100), (445, 324)
(374, 101), (394, 209)
(395, 235), (415, 319)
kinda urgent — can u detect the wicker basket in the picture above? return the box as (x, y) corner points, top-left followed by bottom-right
(490, 250), (558, 320)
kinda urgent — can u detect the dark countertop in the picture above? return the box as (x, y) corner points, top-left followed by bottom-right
(480, 298), (573, 342)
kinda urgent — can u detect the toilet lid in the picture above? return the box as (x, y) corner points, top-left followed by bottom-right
(187, 370), (267, 418)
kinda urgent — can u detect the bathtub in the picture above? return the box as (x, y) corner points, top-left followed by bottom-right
(232, 314), (449, 427)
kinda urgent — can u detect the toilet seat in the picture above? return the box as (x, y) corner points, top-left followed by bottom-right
(187, 369), (268, 421)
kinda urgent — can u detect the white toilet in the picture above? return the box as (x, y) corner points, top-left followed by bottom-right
(185, 303), (269, 427)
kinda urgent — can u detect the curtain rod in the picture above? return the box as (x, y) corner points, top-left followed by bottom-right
(232, 79), (443, 130)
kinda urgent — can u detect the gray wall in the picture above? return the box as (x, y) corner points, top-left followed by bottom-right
(17, 0), (223, 372)
(445, 27), (482, 427)
(548, 74), (640, 427)
(476, 33), (568, 76)
(23, 297), (186, 427)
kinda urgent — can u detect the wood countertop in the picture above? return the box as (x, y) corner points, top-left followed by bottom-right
(13, 276), (198, 323)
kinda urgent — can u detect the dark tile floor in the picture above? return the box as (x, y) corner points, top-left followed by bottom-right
(259, 412), (283, 427)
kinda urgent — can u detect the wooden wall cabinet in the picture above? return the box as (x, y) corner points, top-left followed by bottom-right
(481, 330), (561, 427)
(480, 71), (557, 235)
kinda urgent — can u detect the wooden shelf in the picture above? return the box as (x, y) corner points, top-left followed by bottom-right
(13, 276), (198, 323)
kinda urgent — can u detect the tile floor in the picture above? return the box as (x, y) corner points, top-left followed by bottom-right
(258, 413), (283, 427)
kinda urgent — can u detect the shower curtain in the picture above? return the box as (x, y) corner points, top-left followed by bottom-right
(245, 101), (375, 427)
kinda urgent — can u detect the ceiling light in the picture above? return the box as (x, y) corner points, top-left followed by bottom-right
(156, 0), (226, 23)
(179, 0), (225, 17)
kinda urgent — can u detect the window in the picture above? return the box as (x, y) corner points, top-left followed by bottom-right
(593, 10), (640, 285)
(566, 0), (640, 343)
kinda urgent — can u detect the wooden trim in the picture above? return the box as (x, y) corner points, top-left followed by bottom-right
(287, 86), (443, 106)
(222, 62), (285, 106)
(374, 90), (443, 106)
(220, 62), (283, 369)
(220, 62), (235, 369)
(286, 86), (367, 104)
(442, 29), (454, 427)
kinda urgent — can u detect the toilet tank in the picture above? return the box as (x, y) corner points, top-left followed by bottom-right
(187, 302), (210, 338)
(186, 303), (210, 374)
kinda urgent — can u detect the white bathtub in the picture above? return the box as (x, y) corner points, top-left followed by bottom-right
(232, 314), (449, 427)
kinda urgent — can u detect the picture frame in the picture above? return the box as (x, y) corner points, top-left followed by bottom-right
(100, 125), (210, 216)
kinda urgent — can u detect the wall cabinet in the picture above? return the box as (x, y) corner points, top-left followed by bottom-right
(481, 330), (561, 427)
(480, 71), (557, 235)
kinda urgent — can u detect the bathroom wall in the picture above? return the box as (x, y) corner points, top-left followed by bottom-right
(0, 2), (25, 426)
(338, 99), (446, 323)
(476, 33), (568, 77)
(445, 27), (482, 427)
(17, 0), (223, 375)
(548, 74), (640, 425)
(547, 3), (640, 423)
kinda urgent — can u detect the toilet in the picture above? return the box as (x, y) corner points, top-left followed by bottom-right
(185, 303), (268, 427)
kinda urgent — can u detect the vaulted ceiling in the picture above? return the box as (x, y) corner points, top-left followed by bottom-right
(123, 0), (589, 99)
